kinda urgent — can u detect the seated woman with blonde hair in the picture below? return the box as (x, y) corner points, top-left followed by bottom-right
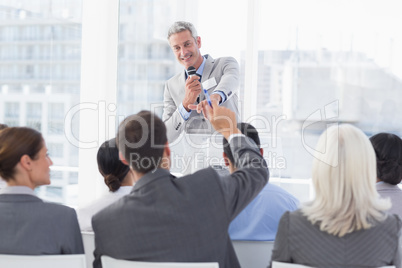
(0, 127), (84, 254)
(77, 138), (135, 232)
(270, 124), (401, 268)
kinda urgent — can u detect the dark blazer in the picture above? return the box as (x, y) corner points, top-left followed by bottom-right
(0, 194), (84, 254)
(162, 55), (240, 142)
(92, 136), (268, 268)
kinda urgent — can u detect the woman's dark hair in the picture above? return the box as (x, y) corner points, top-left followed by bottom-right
(0, 127), (43, 181)
(97, 138), (130, 192)
(370, 132), (402, 185)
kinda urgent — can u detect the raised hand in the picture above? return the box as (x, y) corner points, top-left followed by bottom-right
(182, 75), (202, 111)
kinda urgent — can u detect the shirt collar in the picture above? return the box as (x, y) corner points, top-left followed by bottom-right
(0, 186), (37, 196)
(114, 185), (134, 195)
(196, 56), (206, 76)
(185, 56), (206, 77)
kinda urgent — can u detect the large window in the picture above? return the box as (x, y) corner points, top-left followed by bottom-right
(1, 0), (400, 205)
(252, 0), (402, 185)
(0, 0), (82, 205)
(117, 0), (182, 119)
(115, 0), (402, 202)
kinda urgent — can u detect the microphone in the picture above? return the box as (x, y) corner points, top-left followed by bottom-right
(187, 66), (197, 77)
(187, 66), (212, 107)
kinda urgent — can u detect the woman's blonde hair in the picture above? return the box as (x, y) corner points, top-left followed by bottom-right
(301, 124), (391, 237)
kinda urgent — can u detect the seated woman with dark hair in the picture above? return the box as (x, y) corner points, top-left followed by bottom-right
(270, 124), (401, 268)
(370, 132), (402, 218)
(0, 127), (84, 254)
(77, 138), (135, 232)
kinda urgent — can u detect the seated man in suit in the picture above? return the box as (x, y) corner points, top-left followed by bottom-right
(163, 21), (240, 142)
(223, 123), (299, 241)
(92, 101), (268, 268)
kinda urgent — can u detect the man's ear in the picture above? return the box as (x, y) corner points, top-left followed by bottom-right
(222, 152), (230, 167)
(164, 142), (171, 158)
(19, 155), (32, 171)
(196, 36), (201, 48)
(260, 148), (264, 157)
(119, 152), (129, 166)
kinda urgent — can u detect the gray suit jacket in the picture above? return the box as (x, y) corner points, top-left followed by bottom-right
(377, 182), (402, 219)
(92, 136), (268, 268)
(162, 55), (240, 142)
(270, 210), (402, 268)
(0, 194), (84, 254)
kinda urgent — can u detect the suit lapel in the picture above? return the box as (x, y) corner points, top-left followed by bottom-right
(180, 70), (186, 91)
(201, 54), (214, 83)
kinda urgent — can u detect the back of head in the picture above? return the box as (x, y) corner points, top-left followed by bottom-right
(370, 133), (402, 185)
(223, 122), (260, 166)
(167, 21), (198, 41)
(0, 127), (43, 181)
(303, 124), (390, 237)
(0, 124), (8, 131)
(97, 138), (130, 192)
(117, 111), (167, 174)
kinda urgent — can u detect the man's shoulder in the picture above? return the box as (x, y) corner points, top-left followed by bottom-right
(263, 183), (297, 198)
(206, 54), (237, 65)
(251, 183), (299, 209)
(179, 167), (221, 186)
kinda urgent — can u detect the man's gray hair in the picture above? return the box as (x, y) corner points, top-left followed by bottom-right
(167, 21), (198, 41)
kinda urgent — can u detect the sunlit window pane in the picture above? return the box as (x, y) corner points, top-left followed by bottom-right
(0, 0), (82, 205)
(117, 0), (179, 119)
(251, 1), (402, 200)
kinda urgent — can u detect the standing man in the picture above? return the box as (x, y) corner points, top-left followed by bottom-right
(92, 101), (268, 268)
(163, 21), (240, 142)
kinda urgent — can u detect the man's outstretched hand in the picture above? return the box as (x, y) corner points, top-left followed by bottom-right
(189, 100), (240, 139)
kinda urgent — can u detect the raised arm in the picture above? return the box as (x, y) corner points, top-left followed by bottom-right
(204, 100), (269, 219)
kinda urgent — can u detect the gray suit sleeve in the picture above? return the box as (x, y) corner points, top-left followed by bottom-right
(219, 135), (268, 220)
(213, 57), (239, 103)
(162, 81), (186, 143)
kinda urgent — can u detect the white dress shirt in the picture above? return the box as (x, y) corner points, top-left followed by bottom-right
(0, 179), (7, 190)
(77, 186), (133, 232)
